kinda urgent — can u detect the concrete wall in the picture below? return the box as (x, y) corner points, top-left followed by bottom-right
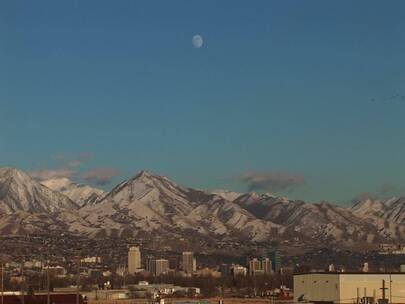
(294, 274), (340, 303)
(390, 274), (405, 303)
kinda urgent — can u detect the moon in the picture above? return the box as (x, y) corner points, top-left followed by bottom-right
(192, 34), (203, 48)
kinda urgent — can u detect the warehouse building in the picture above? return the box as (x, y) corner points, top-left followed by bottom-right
(294, 272), (405, 304)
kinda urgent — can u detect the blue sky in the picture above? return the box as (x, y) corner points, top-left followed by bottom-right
(1, 1), (404, 203)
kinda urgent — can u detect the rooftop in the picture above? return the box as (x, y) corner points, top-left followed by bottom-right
(295, 272), (405, 276)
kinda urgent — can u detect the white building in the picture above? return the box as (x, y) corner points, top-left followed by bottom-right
(294, 272), (405, 304)
(43, 265), (67, 277)
(81, 256), (102, 264)
(129, 282), (200, 299)
(232, 265), (247, 277)
(83, 289), (130, 300)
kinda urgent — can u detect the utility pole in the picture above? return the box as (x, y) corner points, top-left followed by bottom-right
(43, 240), (51, 304)
(380, 279), (388, 303)
(389, 275), (392, 304)
(20, 262), (25, 304)
(47, 262), (50, 304)
(76, 254), (81, 304)
(357, 288), (360, 304)
(1, 263), (4, 304)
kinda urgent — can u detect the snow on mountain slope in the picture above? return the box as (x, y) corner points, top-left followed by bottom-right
(352, 197), (405, 223)
(0, 209), (99, 236)
(78, 170), (203, 236)
(351, 197), (405, 240)
(235, 194), (385, 244)
(0, 211), (67, 235)
(187, 196), (282, 241)
(3, 167), (405, 247)
(79, 170), (282, 240)
(211, 190), (244, 202)
(0, 168), (78, 214)
(41, 177), (105, 207)
(90, 170), (201, 219)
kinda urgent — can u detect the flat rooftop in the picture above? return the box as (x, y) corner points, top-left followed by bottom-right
(295, 272), (405, 275)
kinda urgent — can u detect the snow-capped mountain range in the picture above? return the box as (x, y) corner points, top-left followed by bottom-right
(0, 167), (404, 248)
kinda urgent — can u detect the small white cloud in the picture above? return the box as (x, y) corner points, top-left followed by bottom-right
(237, 171), (306, 192)
(81, 167), (120, 186)
(29, 152), (93, 181)
(29, 168), (76, 181)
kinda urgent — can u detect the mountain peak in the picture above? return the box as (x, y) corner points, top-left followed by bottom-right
(134, 170), (157, 179)
(211, 190), (244, 202)
(127, 170), (175, 186)
(95, 169), (196, 210)
(0, 167), (78, 214)
(0, 168), (46, 194)
(0, 167), (31, 182)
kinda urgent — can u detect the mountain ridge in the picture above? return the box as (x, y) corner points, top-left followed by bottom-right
(0, 167), (404, 249)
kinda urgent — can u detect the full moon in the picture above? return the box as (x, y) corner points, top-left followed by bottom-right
(192, 34), (203, 48)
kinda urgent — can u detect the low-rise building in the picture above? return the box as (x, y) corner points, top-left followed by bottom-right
(83, 289), (129, 300)
(294, 272), (405, 304)
(194, 267), (221, 278)
(232, 265), (247, 277)
(43, 265), (67, 277)
(129, 282), (200, 299)
(81, 256), (102, 264)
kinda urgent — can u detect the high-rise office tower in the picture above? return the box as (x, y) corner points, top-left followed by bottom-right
(248, 257), (273, 276)
(128, 246), (141, 274)
(145, 255), (154, 273)
(168, 256), (179, 270)
(248, 258), (262, 276)
(154, 259), (169, 276)
(182, 251), (196, 274)
(261, 258), (272, 274)
(268, 250), (282, 272)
